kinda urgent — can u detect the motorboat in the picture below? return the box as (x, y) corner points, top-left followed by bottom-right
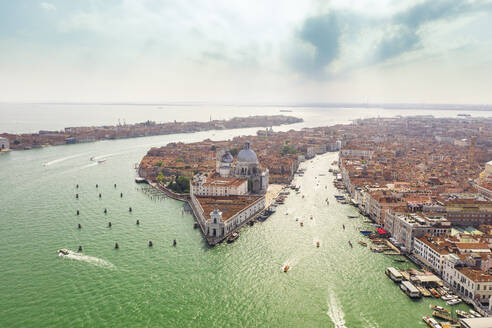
(469, 309), (481, 318)
(316, 241), (320, 248)
(446, 298), (462, 306)
(430, 304), (450, 313)
(441, 294), (455, 301)
(58, 248), (70, 256)
(422, 316), (442, 328)
(227, 232), (239, 243)
(97, 159), (106, 164)
(456, 310), (472, 318)
(282, 264), (290, 272)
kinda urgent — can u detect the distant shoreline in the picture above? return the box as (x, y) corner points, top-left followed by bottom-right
(0, 115), (303, 151)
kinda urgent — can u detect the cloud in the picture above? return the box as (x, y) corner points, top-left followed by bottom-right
(288, 0), (492, 78)
(289, 13), (340, 77)
(40, 2), (56, 12)
(374, 0), (492, 62)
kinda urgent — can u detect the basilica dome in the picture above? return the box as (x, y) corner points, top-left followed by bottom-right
(221, 152), (234, 163)
(237, 142), (258, 163)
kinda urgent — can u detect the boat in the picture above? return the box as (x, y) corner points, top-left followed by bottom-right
(385, 267), (403, 282)
(282, 264), (290, 272)
(58, 248), (70, 256)
(441, 294), (455, 301)
(300, 222), (304, 227)
(456, 310), (472, 318)
(400, 281), (421, 298)
(393, 258), (406, 263)
(348, 241), (353, 248)
(446, 298), (462, 306)
(358, 241), (367, 247)
(469, 309), (481, 318)
(347, 215), (358, 219)
(430, 304), (450, 313)
(97, 159), (106, 164)
(429, 288), (441, 298)
(316, 241), (320, 248)
(418, 286), (432, 297)
(423, 316), (442, 328)
(432, 311), (456, 323)
(360, 230), (372, 236)
(227, 232), (239, 243)
(370, 247), (384, 253)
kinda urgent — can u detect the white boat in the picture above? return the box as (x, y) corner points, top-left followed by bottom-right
(469, 309), (481, 317)
(447, 298), (462, 306)
(422, 316), (442, 328)
(441, 294), (455, 301)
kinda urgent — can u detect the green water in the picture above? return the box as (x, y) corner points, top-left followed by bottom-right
(0, 130), (472, 328)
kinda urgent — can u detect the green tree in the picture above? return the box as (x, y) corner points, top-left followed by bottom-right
(230, 148), (239, 157)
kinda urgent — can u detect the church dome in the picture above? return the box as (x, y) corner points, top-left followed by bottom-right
(237, 141), (258, 163)
(221, 152), (234, 163)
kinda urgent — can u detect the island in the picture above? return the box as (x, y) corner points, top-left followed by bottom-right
(0, 115), (303, 150)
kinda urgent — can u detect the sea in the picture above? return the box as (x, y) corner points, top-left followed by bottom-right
(0, 103), (490, 327)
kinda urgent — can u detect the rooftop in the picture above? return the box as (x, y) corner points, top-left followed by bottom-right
(195, 195), (263, 222)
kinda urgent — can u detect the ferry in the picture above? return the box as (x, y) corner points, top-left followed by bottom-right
(400, 281), (421, 298)
(430, 304), (450, 313)
(227, 232), (239, 243)
(422, 316), (442, 328)
(58, 248), (70, 256)
(385, 267), (403, 282)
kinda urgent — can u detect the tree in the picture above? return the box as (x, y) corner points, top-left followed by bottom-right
(280, 145), (297, 156)
(230, 148), (239, 157)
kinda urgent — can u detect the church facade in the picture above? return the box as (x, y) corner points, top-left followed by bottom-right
(215, 141), (269, 194)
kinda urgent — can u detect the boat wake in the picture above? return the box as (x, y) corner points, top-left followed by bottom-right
(326, 292), (347, 328)
(43, 153), (87, 166)
(80, 162), (99, 169)
(92, 150), (132, 161)
(60, 250), (115, 269)
(361, 316), (379, 328)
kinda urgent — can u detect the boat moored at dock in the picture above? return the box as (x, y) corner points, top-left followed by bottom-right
(422, 316), (442, 328)
(227, 232), (239, 243)
(400, 281), (421, 299)
(385, 267), (403, 282)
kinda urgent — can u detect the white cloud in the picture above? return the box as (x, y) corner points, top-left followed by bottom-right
(40, 2), (56, 11)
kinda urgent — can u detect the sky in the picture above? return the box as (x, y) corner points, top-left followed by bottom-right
(1, 0), (492, 104)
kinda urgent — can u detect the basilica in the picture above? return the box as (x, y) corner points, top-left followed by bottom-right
(189, 141), (269, 245)
(215, 141), (269, 194)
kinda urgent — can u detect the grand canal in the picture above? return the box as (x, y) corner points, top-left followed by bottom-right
(0, 106), (485, 327)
